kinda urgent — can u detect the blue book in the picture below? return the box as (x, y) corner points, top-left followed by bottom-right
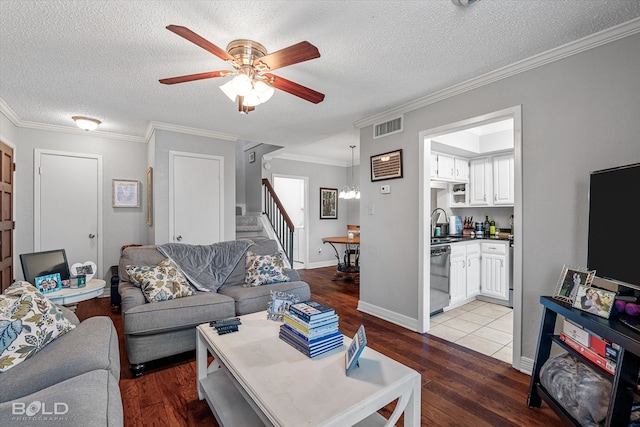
(281, 324), (342, 345)
(290, 300), (335, 322)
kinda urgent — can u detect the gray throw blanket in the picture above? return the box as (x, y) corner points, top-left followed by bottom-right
(157, 240), (254, 292)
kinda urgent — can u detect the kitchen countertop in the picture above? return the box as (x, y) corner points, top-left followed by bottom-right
(431, 235), (512, 246)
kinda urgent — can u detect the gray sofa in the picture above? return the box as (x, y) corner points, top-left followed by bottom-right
(0, 307), (123, 426)
(118, 239), (310, 375)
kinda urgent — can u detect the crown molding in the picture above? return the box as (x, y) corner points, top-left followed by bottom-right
(146, 121), (237, 143)
(269, 152), (351, 168)
(354, 17), (640, 129)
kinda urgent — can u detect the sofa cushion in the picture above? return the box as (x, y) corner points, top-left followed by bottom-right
(0, 370), (123, 427)
(0, 316), (120, 402)
(123, 291), (235, 336)
(119, 245), (166, 286)
(126, 259), (196, 303)
(220, 280), (311, 315)
(223, 239), (280, 288)
(0, 282), (75, 373)
(245, 251), (291, 287)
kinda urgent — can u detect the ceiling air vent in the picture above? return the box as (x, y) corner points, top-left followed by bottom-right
(373, 116), (403, 139)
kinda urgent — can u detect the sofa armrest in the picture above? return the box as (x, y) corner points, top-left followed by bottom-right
(118, 281), (146, 313)
(284, 268), (300, 281)
(56, 304), (80, 325)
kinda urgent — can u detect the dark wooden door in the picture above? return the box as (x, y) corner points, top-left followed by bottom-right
(0, 141), (15, 292)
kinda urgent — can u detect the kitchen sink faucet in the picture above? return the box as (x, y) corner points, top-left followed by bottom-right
(431, 208), (448, 237)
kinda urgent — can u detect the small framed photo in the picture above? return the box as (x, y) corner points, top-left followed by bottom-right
(113, 179), (140, 208)
(146, 167), (153, 225)
(346, 324), (367, 376)
(553, 265), (596, 303)
(35, 273), (62, 294)
(267, 290), (300, 321)
(249, 151), (256, 163)
(573, 285), (616, 319)
(320, 187), (338, 220)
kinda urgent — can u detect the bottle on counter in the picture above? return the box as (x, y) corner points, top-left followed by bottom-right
(484, 215), (490, 237)
(490, 217), (496, 236)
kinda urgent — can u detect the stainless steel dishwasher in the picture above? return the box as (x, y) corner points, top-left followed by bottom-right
(430, 245), (451, 316)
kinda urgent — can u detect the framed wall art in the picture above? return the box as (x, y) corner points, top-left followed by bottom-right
(320, 187), (338, 219)
(553, 264), (596, 303)
(113, 179), (140, 208)
(146, 167), (153, 225)
(249, 151), (256, 163)
(371, 149), (403, 181)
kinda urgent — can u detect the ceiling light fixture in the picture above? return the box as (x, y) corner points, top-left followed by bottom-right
(72, 116), (101, 131)
(452, 0), (480, 6)
(339, 145), (360, 200)
(219, 73), (275, 114)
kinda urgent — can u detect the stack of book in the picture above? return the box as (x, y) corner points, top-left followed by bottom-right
(209, 317), (242, 335)
(560, 318), (619, 374)
(279, 300), (343, 358)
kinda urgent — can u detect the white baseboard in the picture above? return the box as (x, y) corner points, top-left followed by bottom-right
(305, 260), (339, 269)
(519, 357), (534, 375)
(357, 300), (419, 332)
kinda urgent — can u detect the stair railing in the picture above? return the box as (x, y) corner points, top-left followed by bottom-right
(261, 179), (295, 266)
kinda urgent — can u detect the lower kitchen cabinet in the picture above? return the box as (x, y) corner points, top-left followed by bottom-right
(449, 242), (481, 305)
(480, 241), (509, 301)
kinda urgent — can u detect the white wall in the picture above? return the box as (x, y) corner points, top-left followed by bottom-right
(358, 32), (640, 360)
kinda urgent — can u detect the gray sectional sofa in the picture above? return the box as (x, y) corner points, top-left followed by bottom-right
(0, 307), (123, 426)
(118, 239), (310, 376)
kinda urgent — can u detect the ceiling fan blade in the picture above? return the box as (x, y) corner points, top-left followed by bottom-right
(166, 25), (238, 64)
(255, 41), (320, 71)
(264, 74), (325, 104)
(159, 71), (230, 85)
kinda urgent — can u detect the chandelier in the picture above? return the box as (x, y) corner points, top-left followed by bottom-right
(339, 145), (360, 200)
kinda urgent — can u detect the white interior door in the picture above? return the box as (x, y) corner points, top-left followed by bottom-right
(170, 151), (223, 245)
(273, 175), (308, 267)
(35, 150), (102, 277)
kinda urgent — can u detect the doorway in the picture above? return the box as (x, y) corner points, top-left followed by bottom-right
(272, 174), (308, 268)
(419, 105), (523, 368)
(169, 151), (224, 245)
(34, 149), (103, 277)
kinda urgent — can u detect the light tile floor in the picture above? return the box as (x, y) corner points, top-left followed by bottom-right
(429, 300), (513, 363)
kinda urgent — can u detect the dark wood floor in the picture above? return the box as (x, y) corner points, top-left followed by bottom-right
(76, 266), (561, 426)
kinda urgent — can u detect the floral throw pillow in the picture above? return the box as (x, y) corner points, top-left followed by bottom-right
(0, 281), (75, 372)
(126, 259), (196, 303)
(245, 251), (291, 287)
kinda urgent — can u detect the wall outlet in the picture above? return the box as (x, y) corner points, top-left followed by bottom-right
(318, 247), (322, 254)
(368, 203), (375, 215)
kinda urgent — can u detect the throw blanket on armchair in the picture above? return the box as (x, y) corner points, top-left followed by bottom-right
(158, 240), (254, 292)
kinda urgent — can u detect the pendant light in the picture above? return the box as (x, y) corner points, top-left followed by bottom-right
(339, 145), (360, 200)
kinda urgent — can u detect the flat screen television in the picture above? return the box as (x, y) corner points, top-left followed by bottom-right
(588, 163), (640, 290)
(20, 249), (71, 285)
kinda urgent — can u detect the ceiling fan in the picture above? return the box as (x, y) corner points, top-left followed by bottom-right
(159, 25), (325, 113)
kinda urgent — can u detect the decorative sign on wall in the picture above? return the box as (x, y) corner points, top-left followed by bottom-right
(370, 149), (403, 181)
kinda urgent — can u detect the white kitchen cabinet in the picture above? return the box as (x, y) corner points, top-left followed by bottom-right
(480, 242), (508, 301)
(469, 157), (492, 205)
(435, 153), (455, 181)
(466, 243), (481, 298)
(430, 153), (438, 179)
(454, 158), (469, 183)
(449, 245), (467, 305)
(449, 242), (481, 304)
(493, 154), (514, 205)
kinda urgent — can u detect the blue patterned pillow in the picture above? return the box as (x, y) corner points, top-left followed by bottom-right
(245, 251), (291, 287)
(126, 259), (195, 303)
(0, 281), (75, 372)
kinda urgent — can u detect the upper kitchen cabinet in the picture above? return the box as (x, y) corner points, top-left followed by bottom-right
(431, 152), (468, 183)
(493, 154), (514, 205)
(469, 157), (492, 205)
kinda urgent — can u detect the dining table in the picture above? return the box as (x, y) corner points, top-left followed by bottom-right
(322, 235), (360, 285)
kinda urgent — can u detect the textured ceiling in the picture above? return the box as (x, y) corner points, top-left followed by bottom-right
(1, 1), (640, 164)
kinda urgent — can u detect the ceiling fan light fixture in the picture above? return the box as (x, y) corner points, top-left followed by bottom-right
(219, 80), (238, 102)
(72, 116), (101, 131)
(231, 74), (252, 96)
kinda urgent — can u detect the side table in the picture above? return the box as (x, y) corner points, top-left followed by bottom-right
(47, 279), (106, 310)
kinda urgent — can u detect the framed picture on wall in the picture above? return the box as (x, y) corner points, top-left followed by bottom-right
(146, 167), (153, 225)
(320, 187), (338, 219)
(113, 179), (140, 208)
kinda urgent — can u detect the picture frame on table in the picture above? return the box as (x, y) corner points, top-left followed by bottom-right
(113, 179), (140, 208)
(346, 324), (367, 376)
(572, 285), (616, 319)
(35, 273), (62, 294)
(320, 187), (338, 220)
(552, 264), (596, 304)
(267, 290), (300, 321)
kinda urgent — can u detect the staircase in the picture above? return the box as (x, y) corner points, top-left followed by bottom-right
(236, 212), (268, 241)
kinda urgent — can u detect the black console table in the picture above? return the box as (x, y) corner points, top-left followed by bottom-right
(528, 296), (640, 426)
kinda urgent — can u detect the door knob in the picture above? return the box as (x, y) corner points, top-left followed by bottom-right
(89, 233), (96, 239)
(176, 235), (182, 241)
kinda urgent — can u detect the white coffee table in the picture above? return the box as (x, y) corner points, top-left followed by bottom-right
(46, 279), (106, 307)
(196, 311), (421, 426)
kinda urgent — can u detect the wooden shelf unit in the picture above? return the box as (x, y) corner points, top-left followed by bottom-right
(528, 296), (640, 426)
